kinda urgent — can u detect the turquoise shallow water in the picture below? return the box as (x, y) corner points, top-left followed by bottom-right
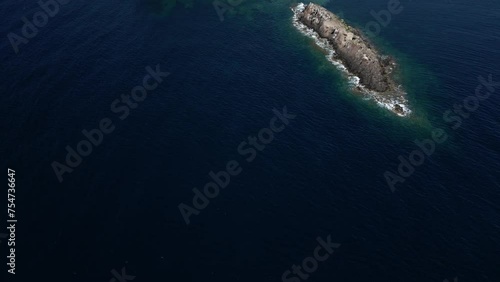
(1, 0), (500, 281)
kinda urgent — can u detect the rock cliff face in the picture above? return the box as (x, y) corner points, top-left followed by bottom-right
(298, 3), (396, 93)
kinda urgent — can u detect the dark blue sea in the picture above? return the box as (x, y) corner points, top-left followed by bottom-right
(1, 0), (499, 281)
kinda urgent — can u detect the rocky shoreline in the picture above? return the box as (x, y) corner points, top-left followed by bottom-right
(293, 3), (410, 116)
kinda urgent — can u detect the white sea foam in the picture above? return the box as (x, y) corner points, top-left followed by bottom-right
(291, 3), (411, 117)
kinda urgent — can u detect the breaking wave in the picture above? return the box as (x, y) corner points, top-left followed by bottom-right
(291, 3), (411, 117)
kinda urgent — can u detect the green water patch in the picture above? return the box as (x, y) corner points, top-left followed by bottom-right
(219, 1), (435, 126)
(371, 39), (439, 127)
(208, 1), (442, 132)
(146, 0), (452, 142)
(138, 0), (470, 171)
(284, 10), (433, 126)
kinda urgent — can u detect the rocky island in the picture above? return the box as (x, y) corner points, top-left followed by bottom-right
(292, 3), (410, 116)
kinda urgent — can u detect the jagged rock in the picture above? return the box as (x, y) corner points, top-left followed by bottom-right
(298, 3), (397, 93)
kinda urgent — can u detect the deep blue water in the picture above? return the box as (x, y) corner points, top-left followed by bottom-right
(1, 0), (500, 281)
